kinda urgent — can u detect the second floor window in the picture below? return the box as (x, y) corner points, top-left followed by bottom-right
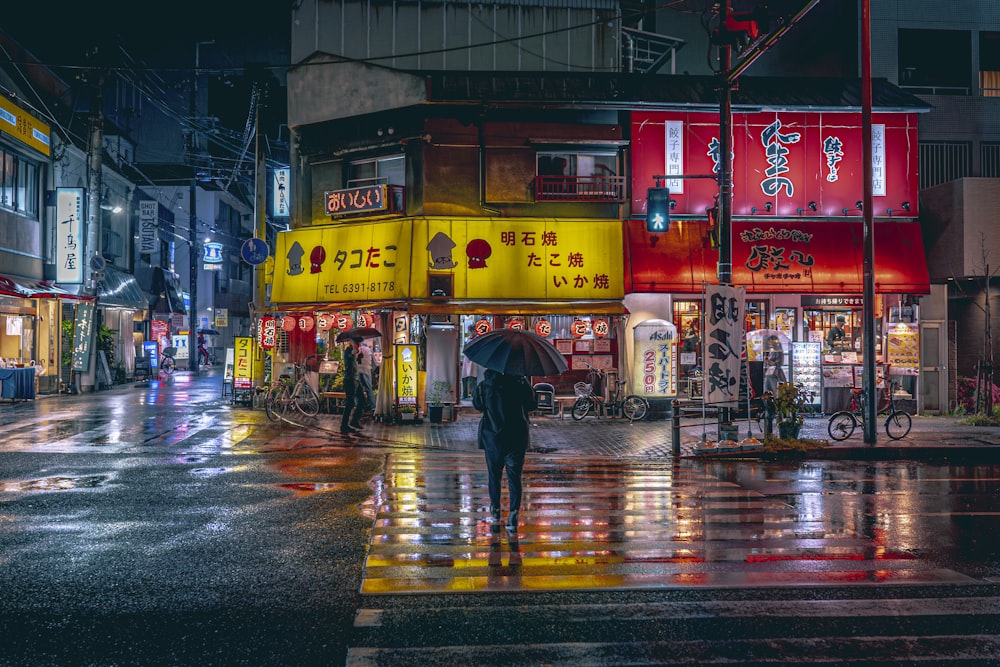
(535, 151), (624, 201)
(348, 155), (404, 187)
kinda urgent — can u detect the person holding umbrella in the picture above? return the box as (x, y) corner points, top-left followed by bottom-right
(339, 337), (364, 435)
(465, 329), (567, 536)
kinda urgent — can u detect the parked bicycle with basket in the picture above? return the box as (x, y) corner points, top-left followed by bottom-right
(827, 379), (912, 441)
(264, 356), (321, 421)
(571, 362), (649, 422)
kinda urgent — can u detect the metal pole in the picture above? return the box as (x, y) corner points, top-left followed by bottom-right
(671, 399), (681, 457)
(861, 0), (876, 444)
(188, 179), (199, 373)
(717, 0), (733, 286)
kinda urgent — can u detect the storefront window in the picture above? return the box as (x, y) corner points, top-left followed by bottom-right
(673, 300), (702, 398)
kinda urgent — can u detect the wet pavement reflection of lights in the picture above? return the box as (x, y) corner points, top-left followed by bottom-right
(359, 451), (977, 595)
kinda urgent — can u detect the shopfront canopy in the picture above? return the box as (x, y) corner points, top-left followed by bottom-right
(0, 274), (75, 299)
(96, 265), (148, 310)
(150, 267), (187, 315)
(625, 219), (930, 295)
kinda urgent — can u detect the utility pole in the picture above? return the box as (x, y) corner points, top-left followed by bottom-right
(861, 0), (877, 443)
(188, 40), (213, 374)
(717, 0), (733, 286)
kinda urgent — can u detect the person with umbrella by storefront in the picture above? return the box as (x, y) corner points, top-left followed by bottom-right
(465, 329), (567, 537)
(338, 337), (364, 435)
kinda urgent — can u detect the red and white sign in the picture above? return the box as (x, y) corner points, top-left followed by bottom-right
(474, 319), (493, 336)
(507, 318), (525, 330)
(335, 314), (353, 331)
(571, 320), (588, 338)
(631, 110), (919, 220)
(357, 313), (375, 328)
(258, 317), (277, 349)
(592, 318), (610, 338)
(297, 315), (314, 332)
(281, 315), (296, 332)
(534, 319), (552, 338)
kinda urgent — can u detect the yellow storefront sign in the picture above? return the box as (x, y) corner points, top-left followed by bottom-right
(395, 344), (418, 407)
(0, 96), (51, 156)
(270, 217), (623, 305)
(411, 218), (623, 300)
(271, 220), (412, 303)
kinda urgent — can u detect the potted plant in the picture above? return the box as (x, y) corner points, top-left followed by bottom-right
(427, 380), (452, 423)
(772, 381), (811, 439)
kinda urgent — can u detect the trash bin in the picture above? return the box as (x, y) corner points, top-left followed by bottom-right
(533, 382), (555, 415)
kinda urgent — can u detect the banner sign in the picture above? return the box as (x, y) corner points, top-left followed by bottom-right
(233, 337), (254, 389)
(631, 111), (918, 219)
(139, 200), (158, 255)
(56, 188), (85, 284)
(703, 284), (746, 405)
(395, 344), (418, 406)
(272, 167), (290, 218)
(631, 319), (677, 398)
(70, 301), (96, 371)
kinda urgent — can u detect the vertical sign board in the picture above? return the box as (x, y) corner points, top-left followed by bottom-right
(143, 341), (160, 371)
(233, 337), (254, 390)
(631, 320), (677, 398)
(395, 344), (418, 409)
(272, 167), (290, 218)
(703, 284), (746, 406)
(56, 188), (85, 284)
(71, 301), (96, 371)
(139, 200), (158, 255)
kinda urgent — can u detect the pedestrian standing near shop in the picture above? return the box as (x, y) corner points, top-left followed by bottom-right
(357, 339), (376, 412)
(340, 338), (363, 435)
(472, 369), (538, 537)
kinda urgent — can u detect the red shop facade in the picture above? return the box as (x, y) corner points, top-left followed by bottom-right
(625, 109), (930, 414)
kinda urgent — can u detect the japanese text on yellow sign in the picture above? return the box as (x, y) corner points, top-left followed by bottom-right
(395, 344), (418, 406)
(271, 221), (412, 303)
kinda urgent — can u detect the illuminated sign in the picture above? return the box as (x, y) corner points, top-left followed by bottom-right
(272, 220), (411, 304)
(234, 337), (254, 388)
(325, 184), (388, 216)
(258, 317), (277, 349)
(631, 319), (677, 399)
(395, 344), (418, 406)
(272, 167), (290, 217)
(0, 95), (51, 156)
(56, 188), (85, 284)
(203, 242), (223, 263)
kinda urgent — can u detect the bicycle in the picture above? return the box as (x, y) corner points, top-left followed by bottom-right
(264, 356), (321, 420)
(159, 346), (177, 378)
(571, 362), (649, 423)
(827, 379), (912, 441)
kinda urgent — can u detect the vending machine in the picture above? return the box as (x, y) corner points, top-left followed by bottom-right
(791, 341), (822, 408)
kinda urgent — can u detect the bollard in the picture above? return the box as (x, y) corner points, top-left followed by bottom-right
(671, 399), (681, 457)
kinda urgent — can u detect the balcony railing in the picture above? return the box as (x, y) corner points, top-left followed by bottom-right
(535, 175), (627, 202)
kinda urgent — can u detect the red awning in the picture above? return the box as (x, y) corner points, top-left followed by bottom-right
(0, 274), (82, 299)
(625, 219), (930, 295)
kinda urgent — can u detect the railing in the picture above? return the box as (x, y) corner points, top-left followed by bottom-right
(535, 175), (626, 202)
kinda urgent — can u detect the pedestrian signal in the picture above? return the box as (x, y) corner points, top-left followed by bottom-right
(645, 187), (670, 232)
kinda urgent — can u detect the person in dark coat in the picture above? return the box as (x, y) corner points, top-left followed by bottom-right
(340, 338), (363, 435)
(472, 368), (538, 535)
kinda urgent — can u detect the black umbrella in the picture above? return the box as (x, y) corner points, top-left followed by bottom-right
(463, 329), (568, 377)
(197, 329), (221, 335)
(335, 327), (381, 343)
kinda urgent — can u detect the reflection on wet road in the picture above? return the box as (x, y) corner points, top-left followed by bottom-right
(360, 452), (978, 595)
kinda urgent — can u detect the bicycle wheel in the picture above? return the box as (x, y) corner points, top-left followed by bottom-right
(264, 386), (284, 421)
(295, 382), (320, 416)
(622, 396), (648, 422)
(571, 398), (592, 421)
(827, 411), (857, 441)
(160, 357), (174, 376)
(884, 410), (912, 440)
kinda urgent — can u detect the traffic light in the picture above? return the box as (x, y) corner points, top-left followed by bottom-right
(712, 5), (769, 53)
(645, 187), (670, 232)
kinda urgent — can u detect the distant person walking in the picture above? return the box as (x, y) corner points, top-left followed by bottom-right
(472, 369), (538, 536)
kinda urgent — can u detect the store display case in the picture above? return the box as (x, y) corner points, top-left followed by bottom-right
(791, 341), (821, 406)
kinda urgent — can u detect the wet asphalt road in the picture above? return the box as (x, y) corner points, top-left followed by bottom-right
(2, 370), (1000, 665)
